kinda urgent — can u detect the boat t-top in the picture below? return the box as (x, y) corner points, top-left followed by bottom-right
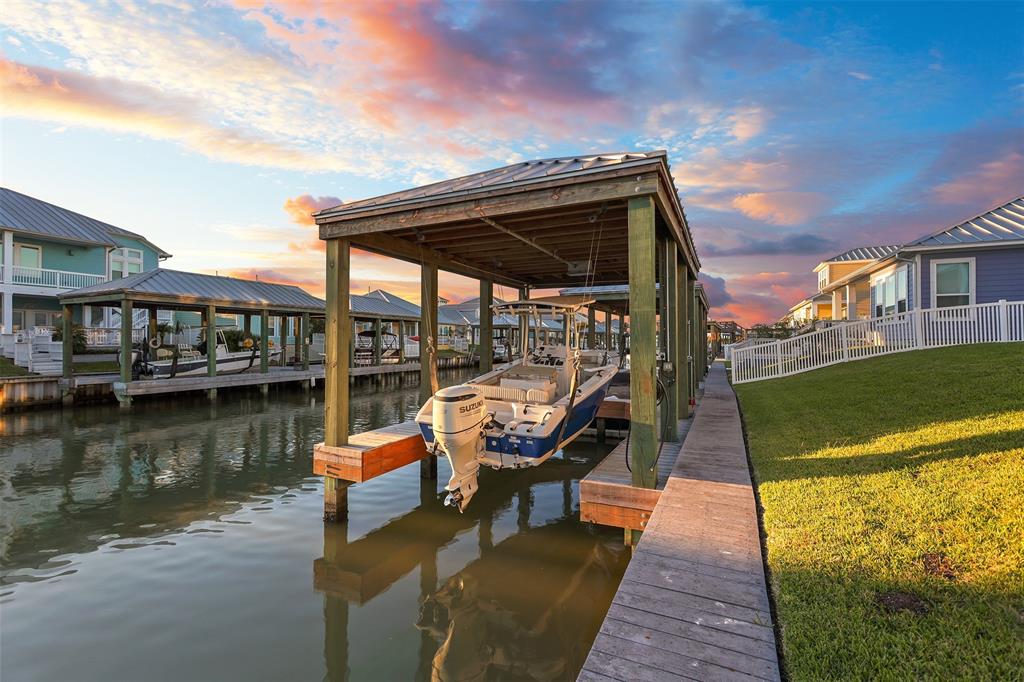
(415, 296), (619, 511)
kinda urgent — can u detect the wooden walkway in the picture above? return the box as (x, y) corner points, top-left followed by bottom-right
(580, 362), (781, 681)
(114, 366), (324, 397)
(579, 417), (691, 531)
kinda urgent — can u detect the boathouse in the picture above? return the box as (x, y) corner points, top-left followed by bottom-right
(312, 151), (701, 524)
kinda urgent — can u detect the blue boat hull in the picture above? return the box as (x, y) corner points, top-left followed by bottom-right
(418, 380), (611, 461)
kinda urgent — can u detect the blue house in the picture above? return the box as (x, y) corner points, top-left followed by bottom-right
(813, 196), (1023, 320)
(1, 187), (170, 333)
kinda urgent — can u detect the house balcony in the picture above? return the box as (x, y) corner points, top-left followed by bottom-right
(1, 264), (107, 292)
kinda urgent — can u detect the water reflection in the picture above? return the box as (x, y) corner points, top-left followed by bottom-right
(1, 371), (629, 681)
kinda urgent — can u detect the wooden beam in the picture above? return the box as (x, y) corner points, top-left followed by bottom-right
(302, 312), (311, 370)
(687, 276), (697, 411)
(372, 318), (382, 366)
(319, 172), (659, 237)
(120, 298), (133, 386)
(260, 309), (269, 373)
(325, 239), (351, 448)
(677, 259), (689, 418)
(479, 279), (493, 374)
(278, 314), (287, 367)
(628, 196), (658, 489)
(420, 262), (439, 404)
(604, 309), (613, 351)
(61, 304), (73, 380)
(664, 238), (680, 441)
(206, 304), (217, 378)
(587, 307), (596, 350)
(398, 319), (405, 364)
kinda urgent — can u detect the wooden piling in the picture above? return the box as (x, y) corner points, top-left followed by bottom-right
(627, 195), (658, 490)
(479, 279), (493, 374)
(260, 309), (270, 373)
(324, 239), (351, 522)
(663, 237), (680, 440)
(61, 304), (73, 381)
(419, 262), (439, 405)
(118, 297), (133, 407)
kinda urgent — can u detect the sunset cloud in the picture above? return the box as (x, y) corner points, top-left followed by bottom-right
(932, 150), (1024, 207)
(283, 194), (342, 226)
(732, 192), (831, 226)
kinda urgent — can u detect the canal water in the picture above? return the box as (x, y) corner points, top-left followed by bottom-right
(1, 371), (630, 681)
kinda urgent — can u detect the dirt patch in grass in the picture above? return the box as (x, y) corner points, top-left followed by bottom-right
(922, 552), (958, 581)
(875, 590), (929, 615)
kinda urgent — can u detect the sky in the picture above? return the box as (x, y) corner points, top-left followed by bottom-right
(1, 0), (1021, 326)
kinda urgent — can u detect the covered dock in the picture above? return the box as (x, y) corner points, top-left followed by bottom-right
(312, 150), (702, 532)
(57, 269), (326, 406)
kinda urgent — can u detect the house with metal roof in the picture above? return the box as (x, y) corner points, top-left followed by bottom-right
(793, 195), (1023, 323)
(1, 187), (170, 334)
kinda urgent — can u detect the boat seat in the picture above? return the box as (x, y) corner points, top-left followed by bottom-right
(472, 382), (556, 404)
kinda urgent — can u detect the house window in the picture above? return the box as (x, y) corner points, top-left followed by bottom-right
(932, 259), (973, 308)
(871, 267), (908, 317)
(110, 247), (143, 279)
(817, 269), (828, 291)
(15, 244), (41, 269)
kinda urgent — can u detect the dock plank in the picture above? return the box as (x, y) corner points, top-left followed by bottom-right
(579, 362), (780, 681)
(313, 420), (430, 483)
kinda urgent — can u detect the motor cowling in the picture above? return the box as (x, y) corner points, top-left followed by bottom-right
(432, 385), (486, 511)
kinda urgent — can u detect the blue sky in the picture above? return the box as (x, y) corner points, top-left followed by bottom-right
(1, 0), (1021, 324)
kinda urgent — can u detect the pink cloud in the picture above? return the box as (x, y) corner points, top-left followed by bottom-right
(932, 150), (1024, 207)
(731, 191), (831, 226)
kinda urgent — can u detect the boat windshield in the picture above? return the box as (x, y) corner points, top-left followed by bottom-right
(490, 296), (594, 358)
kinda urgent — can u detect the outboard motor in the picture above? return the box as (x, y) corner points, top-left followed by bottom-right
(432, 385), (486, 512)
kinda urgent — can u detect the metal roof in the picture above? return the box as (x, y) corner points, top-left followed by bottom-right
(59, 268), (324, 312)
(363, 289), (421, 315)
(351, 293), (421, 319)
(316, 152), (669, 219)
(1, 187), (171, 256)
(824, 245), (899, 262)
(905, 196), (1024, 247)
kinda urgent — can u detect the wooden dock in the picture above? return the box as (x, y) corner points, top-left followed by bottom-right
(579, 417), (690, 532)
(579, 362), (781, 681)
(114, 366), (324, 397)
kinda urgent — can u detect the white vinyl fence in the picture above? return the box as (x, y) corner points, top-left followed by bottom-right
(731, 299), (1024, 384)
(723, 337), (774, 361)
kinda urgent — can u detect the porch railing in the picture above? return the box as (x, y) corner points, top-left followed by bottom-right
(6, 265), (107, 290)
(731, 299), (1024, 384)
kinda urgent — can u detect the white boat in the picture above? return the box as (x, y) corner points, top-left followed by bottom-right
(416, 297), (618, 511)
(123, 329), (281, 379)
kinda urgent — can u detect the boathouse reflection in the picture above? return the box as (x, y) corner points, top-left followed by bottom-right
(315, 462), (627, 681)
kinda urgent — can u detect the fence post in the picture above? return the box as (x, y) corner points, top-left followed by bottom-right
(839, 324), (850, 362)
(774, 341), (782, 378)
(913, 309), (924, 349)
(998, 299), (1009, 342)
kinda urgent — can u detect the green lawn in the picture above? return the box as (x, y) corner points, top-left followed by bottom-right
(72, 360), (120, 374)
(0, 356), (31, 377)
(734, 343), (1024, 680)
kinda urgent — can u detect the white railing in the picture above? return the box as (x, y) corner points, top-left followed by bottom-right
(732, 299), (1024, 384)
(82, 327), (148, 346)
(7, 265), (106, 290)
(723, 337), (773, 361)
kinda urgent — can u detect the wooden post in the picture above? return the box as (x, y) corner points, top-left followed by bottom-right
(479, 279), (493, 373)
(419, 262), (439, 405)
(677, 264), (689, 416)
(324, 239), (351, 522)
(302, 312), (310, 370)
(349, 319), (356, 368)
(373, 318), (382, 366)
(663, 238), (680, 441)
(278, 313), (286, 366)
(61, 304), (73, 380)
(587, 307), (596, 350)
(120, 298), (133, 385)
(604, 309), (612, 351)
(147, 307), (158, 347)
(205, 304), (217, 401)
(243, 313), (252, 337)
(518, 285), (529, 355)
(687, 277), (696, 406)
(419, 261), (439, 480)
(398, 319), (406, 364)
(260, 309), (270, 373)
(628, 196), (658, 490)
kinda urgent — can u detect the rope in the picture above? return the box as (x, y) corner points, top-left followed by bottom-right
(553, 349), (582, 452)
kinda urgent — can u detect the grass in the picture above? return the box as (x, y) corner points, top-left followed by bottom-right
(0, 356), (31, 377)
(734, 343), (1024, 680)
(72, 360), (120, 374)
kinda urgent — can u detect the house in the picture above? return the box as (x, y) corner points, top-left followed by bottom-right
(812, 245), (899, 321)
(781, 292), (834, 328)
(816, 196), (1023, 320)
(707, 320), (722, 358)
(715, 320), (745, 344)
(1, 187), (170, 333)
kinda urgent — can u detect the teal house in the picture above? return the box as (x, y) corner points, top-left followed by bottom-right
(1, 187), (170, 333)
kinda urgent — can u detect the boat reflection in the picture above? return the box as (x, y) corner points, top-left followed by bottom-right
(315, 456), (628, 681)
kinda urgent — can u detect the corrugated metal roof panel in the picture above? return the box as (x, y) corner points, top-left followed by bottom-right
(61, 268), (324, 311)
(315, 152), (667, 218)
(0, 187), (170, 256)
(906, 197), (1024, 246)
(824, 245), (900, 262)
